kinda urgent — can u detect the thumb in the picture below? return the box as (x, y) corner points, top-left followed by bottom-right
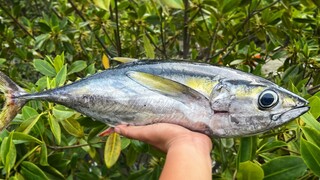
(115, 125), (149, 141)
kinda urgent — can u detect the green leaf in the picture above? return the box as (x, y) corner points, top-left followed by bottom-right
(121, 137), (131, 150)
(301, 126), (320, 147)
(21, 161), (49, 180)
(0, 132), (16, 176)
(17, 113), (43, 134)
(143, 34), (155, 59)
(161, 0), (184, 9)
(104, 133), (121, 168)
(35, 33), (50, 50)
(68, 60), (87, 75)
(33, 59), (56, 77)
(12, 132), (42, 144)
(22, 106), (39, 120)
(238, 136), (257, 162)
(257, 140), (287, 153)
(55, 65), (67, 87)
(40, 143), (48, 166)
(236, 161), (264, 180)
(223, 0), (240, 13)
(93, 0), (111, 11)
(126, 145), (138, 166)
(60, 118), (84, 138)
(48, 114), (61, 145)
(52, 105), (75, 120)
(0, 58), (6, 65)
(300, 138), (320, 176)
(293, 18), (315, 23)
(301, 112), (320, 131)
(262, 156), (307, 180)
(86, 63), (96, 75)
(221, 138), (234, 148)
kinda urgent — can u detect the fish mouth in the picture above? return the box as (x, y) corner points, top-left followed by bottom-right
(272, 105), (310, 122)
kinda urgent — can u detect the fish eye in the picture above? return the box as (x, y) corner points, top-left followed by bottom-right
(258, 90), (279, 109)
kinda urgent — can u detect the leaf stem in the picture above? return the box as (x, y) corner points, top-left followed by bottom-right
(47, 141), (105, 150)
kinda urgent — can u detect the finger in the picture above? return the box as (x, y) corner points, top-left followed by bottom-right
(98, 127), (115, 137)
(115, 125), (151, 141)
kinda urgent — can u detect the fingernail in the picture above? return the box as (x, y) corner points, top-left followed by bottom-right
(114, 127), (121, 134)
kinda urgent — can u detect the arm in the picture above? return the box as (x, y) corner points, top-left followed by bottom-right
(115, 123), (212, 180)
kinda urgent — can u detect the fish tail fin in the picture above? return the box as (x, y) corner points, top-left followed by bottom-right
(0, 71), (28, 131)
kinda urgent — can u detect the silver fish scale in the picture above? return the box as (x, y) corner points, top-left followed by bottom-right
(13, 60), (308, 137)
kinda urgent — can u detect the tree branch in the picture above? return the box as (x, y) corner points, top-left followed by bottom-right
(145, 31), (166, 56)
(207, 0), (281, 61)
(182, 0), (190, 59)
(0, 3), (35, 40)
(68, 0), (113, 59)
(114, 0), (122, 56)
(160, 8), (167, 59)
(47, 141), (105, 150)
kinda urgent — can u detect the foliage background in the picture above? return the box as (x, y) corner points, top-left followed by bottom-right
(0, 0), (320, 179)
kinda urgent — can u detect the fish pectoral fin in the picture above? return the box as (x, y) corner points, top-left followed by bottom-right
(126, 71), (210, 106)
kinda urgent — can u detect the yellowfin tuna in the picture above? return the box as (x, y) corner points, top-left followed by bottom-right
(0, 60), (309, 137)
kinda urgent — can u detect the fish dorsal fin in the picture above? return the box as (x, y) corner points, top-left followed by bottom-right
(126, 71), (210, 106)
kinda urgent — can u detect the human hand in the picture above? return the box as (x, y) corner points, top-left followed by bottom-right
(114, 123), (213, 180)
(114, 123), (212, 154)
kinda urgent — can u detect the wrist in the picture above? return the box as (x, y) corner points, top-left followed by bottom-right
(166, 133), (212, 154)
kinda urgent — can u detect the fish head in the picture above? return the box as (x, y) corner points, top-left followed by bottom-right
(209, 79), (309, 137)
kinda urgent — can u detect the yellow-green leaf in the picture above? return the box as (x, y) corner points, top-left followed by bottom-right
(143, 34), (155, 59)
(102, 54), (110, 69)
(104, 133), (121, 168)
(93, 0), (111, 11)
(52, 105), (75, 121)
(17, 113), (44, 134)
(55, 65), (67, 87)
(301, 112), (320, 131)
(308, 96), (320, 119)
(237, 161), (264, 180)
(12, 132), (42, 144)
(160, 0), (184, 9)
(40, 143), (48, 166)
(301, 126), (320, 147)
(60, 118), (84, 138)
(48, 114), (61, 145)
(53, 52), (65, 72)
(0, 132), (16, 176)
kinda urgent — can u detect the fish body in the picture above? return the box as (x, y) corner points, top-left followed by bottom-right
(0, 60), (309, 137)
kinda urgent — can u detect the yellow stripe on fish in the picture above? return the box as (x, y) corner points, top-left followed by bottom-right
(185, 77), (218, 97)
